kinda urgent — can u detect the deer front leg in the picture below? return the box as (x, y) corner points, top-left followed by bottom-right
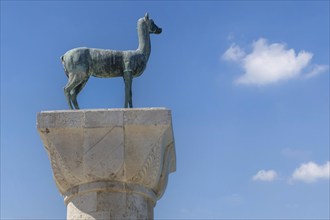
(123, 70), (133, 108)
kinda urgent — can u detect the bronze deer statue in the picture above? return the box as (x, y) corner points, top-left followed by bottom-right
(61, 13), (162, 109)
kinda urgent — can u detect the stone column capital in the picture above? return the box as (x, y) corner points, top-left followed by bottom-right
(37, 108), (176, 219)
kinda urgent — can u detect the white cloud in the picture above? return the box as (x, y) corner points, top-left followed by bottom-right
(222, 44), (245, 62)
(291, 161), (330, 183)
(222, 38), (328, 85)
(252, 169), (278, 182)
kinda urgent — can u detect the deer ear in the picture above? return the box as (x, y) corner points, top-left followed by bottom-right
(144, 13), (149, 20)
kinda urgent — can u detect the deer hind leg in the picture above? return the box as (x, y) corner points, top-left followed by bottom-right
(71, 79), (88, 109)
(64, 74), (75, 109)
(64, 73), (86, 109)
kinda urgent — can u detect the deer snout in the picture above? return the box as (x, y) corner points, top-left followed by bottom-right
(155, 27), (162, 34)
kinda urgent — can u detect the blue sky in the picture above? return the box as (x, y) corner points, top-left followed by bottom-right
(1, 1), (329, 219)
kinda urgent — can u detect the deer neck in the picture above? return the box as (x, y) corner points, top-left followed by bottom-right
(137, 19), (151, 60)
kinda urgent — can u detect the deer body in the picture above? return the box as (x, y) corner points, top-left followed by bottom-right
(63, 48), (148, 78)
(61, 13), (161, 109)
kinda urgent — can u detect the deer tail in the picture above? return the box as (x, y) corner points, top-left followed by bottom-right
(61, 55), (69, 78)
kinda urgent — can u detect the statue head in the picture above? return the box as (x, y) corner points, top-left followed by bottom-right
(144, 13), (162, 34)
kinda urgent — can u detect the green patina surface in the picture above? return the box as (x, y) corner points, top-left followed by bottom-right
(61, 13), (162, 109)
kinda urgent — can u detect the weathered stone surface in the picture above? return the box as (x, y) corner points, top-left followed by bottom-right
(37, 108), (176, 220)
(65, 182), (155, 220)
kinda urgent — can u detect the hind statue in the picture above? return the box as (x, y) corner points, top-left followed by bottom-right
(61, 13), (162, 109)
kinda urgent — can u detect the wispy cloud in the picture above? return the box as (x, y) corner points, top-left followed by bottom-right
(219, 193), (244, 206)
(304, 64), (329, 79)
(222, 38), (328, 85)
(252, 169), (278, 182)
(222, 43), (245, 62)
(291, 161), (330, 183)
(281, 148), (312, 161)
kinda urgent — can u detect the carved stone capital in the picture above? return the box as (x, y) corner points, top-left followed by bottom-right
(37, 108), (176, 219)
